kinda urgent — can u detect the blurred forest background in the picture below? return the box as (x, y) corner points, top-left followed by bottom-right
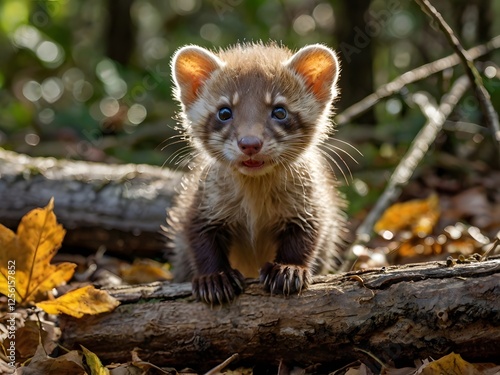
(1, 0), (499, 217)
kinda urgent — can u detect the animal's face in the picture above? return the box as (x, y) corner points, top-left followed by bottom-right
(172, 43), (340, 176)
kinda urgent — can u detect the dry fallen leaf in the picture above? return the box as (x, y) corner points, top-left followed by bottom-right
(108, 363), (145, 375)
(0, 198), (75, 303)
(12, 320), (58, 362)
(36, 285), (120, 318)
(375, 194), (440, 238)
(17, 344), (86, 374)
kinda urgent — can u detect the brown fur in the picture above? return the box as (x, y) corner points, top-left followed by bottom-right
(165, 42), (346, 304)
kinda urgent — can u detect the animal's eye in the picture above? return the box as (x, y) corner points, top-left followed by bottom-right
(272, 107), (287, 120)
(217, 107), (233, 121)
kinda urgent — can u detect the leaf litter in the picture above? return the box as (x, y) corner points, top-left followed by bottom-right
(0, 199), (119, 373)
(1, 174), (499, 373)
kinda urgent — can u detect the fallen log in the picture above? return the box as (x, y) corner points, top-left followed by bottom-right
(60, 258), (500, 372)
(0, 148), (182, 257)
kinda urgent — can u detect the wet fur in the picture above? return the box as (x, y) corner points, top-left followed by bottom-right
(165, 43), (346, 304)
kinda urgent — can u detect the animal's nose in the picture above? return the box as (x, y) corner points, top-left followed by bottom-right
(238, 136), (263, 156)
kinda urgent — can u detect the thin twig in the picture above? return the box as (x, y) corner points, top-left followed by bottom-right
(334, 35), (500, 126)
(415, 0), (500, 155)
(482, 238), (500, 261)
(341, 76), (471, 272)
(204, 353), (240, 375)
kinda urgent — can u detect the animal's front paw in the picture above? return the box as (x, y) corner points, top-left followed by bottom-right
(259, 262), (312, 296)
(192, 269), (246, 305)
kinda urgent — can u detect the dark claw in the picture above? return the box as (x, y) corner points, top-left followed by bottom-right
(192, 269), (246, 305)
(260, 262), (311, 296)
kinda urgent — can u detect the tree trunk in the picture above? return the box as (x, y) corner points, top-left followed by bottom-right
(59, 258), (500, 372)
(0, 149), (181, 257)
(106, 0), (134, 66)
(336, 0), (375, 124)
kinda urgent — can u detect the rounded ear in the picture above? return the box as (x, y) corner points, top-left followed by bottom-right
(171, 46), (224, 106)
(285, 44), (340, 104)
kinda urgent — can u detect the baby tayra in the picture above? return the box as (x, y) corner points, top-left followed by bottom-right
(165, 42), (346, 305)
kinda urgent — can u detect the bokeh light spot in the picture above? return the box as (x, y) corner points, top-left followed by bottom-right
(484, 65), (497, 79)
(293, 14), (316, 36)
(143, 37), (169, 60)
(25, 133), (40, 146)
(353, 178), (369, 196)
(36, 40), (64, 67)
(100, 97), (120, 117)
(312, 3), (334, 29)
(171, 0), (199, 15)
(127, 103), (147, 125)
(73, 80), (94, 102)
(200, 23), (221, 43)
(386, 98), (402, 115)
(12, 25), (41, 49)
(41, 77), (64, 103)
(96, 59), (127, 99)
(391, 12), (414, 37)
(62, 67), (84, 89)
(22, 80), (42, 102)
(38, 108), (55, 124)
(96, 59), (117, 83)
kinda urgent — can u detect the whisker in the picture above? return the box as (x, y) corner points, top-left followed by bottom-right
(328, 137), (363, 156)
(165, 144), (192, 163)
(318, 148), (351, 185)
(162, 149), (197, 171)
(321, 143), (359, 165)
(160, 135), (189, 152)
(173, 151), (195, 168)
(159, 130), (194, 172)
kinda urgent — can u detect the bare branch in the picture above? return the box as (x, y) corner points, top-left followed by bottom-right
(415, 0), (500, 154)
(335, 35), (500, 126)
(341, 76), (471, 271)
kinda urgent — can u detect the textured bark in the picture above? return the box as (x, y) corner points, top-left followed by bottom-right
(0, 149), (182, 257)
(60, 258), (500, 371)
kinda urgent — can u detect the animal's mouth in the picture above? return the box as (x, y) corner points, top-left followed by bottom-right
(241, 159), (265, 169)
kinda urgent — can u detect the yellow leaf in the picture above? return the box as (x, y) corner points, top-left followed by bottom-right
(0, 198), (75, 303)
(36, 285), (120, 318)
(421, 352), (480, 375)
(81, 345), (110, 375)
(121, 258), (172, 284)
(374, 193), (440, 237)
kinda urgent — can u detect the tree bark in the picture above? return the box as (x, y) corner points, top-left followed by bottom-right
(0, 148), (182, 257)
(59, 258), (500, 372)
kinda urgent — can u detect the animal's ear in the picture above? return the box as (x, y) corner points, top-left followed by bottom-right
(172, 46), (223, 106)
(286, 44), (340, 104)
